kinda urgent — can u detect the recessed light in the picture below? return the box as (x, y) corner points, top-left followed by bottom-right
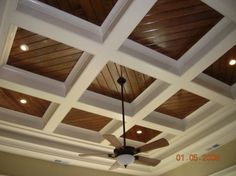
(20, 99), (27, 104)
(136, 130), (142, 134)
(20, 44), (29, 51)
(229, 59), (236, 66)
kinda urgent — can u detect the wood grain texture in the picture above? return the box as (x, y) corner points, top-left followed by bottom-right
(88, 62), (155, 103)
(203, 45), (236, 86)
(38, 0), (117, 26)
(0, 87), (50, 117)
(121, 125), (161, 143)
(8, 28), (83, 82)
(129, 0), (223, 60)
(62, 108), (112, 131)
(156, 89), (209, 119)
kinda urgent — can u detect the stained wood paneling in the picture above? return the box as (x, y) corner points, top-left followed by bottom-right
(88, 62), (155, 103)
(121, 125), (161, 143)
(8, 28), (83, 82)
(62, 108), (112, 131)
(129, 0), (223, 60)
(38, 0), (117, 26)
(156, 89), (209, 119)
(0, 87), (50, 117)
(203, 45), (236, 86)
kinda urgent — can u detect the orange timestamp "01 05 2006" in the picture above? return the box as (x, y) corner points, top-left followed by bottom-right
(176, 153), (220, 161)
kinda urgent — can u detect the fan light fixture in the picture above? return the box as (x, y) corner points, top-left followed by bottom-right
(116, 154), (135, 166)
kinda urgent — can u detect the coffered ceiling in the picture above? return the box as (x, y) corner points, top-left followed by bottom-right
(0, 0), (235, 175)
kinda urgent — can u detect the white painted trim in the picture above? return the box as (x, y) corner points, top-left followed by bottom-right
(151, 111), (236, 175)
(0, 25), (17, 66)
(194, 73), (233, 99)
(144, 112), (185, 131)
(0, 107), (43, 130)
(116, 41), (179, 84)
(201, 0), (236, 23)
(64, 52), (92, 94)
(79, 90), (133, 119)
(0, 65), (65, 98)
(184, 102), (223, 129)
(101, 0), (131, 40)
(0, 0), (18, 66)
(230, 83), (236, 99)
(133, 84), (180, 121)
(210, 165), (236, 176)
(183, 81), (234, 106)
(102, 0), (157, 49)
(55, 124), (103, 144)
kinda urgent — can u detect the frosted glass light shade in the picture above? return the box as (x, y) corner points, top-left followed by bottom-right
(116, 154), (135, 166)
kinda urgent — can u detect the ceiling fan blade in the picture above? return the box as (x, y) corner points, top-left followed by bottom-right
(136, 138), (169, 153)
(135, 156), (161, 166)
(79, 153), (113, 157)
(109, 161), (120, 170)
(103, 134), (122, 148)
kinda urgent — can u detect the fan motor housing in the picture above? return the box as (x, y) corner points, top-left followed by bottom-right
(114, 146), (136, 157)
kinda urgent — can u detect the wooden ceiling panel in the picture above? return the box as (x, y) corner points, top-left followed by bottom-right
(0, 87), (50, 117)
(88, 62), (155, 103)
(129, 0), (223, 60)
(8, 28), (83, 82)
(62, 108), (112, 132)
(156, 89), (209, 119)
(203, 45), (236, 86)
(121, 125), (161, 143)
(38, 0), (117, 26)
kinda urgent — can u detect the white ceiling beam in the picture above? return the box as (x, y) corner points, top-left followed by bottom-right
(114, 44), (180, 84)
(133, 85), (180, 121)
(0, 65), (65, 102)
(183, 81), (234, 105)
(102, 0), (157, 49)
(0, 0), (18, 66)
(0, 108), (43, 130)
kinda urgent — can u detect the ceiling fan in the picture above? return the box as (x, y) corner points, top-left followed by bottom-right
(79, 75), (169, 170)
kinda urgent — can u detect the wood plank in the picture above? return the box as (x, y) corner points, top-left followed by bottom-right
(0, 87), (50, 117)
(62, 108), (112, 131)
(129, 0), (223, 60)
(38, 0), (117, 26)
(203, 45), (236, 85)
(8, 28), (83, 82)
(10, 39), (58, 56)
(12, 34), (46, 49)
(88, 62), (155, 103)
(121, 125), (161, 143)
(156, 89), (209, 119)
